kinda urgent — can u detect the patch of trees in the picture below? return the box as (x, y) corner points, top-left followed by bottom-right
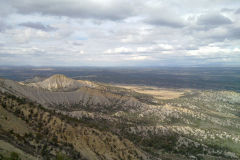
(0, 152), (21, 160)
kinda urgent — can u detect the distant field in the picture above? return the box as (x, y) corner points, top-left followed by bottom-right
(116, 84), (187, 99)
(0, 67), (240, 91)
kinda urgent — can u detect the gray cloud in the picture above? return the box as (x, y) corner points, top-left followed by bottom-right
(72, 42), (83, 46)
(221, 8), (235, 12)
(19, 22), (56, 31)
(197, 13), (232, 26)
(235, 8), (240, 14)
(0, 23), (6, 32)
(145, 17), (185, 28)
(227, 27), (240, 40)
(0, 20), (8, 32)
(196, 25), (240, 42)
(4, 0), (137, 21)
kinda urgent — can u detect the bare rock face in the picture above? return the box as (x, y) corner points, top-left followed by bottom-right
(28, 74), (92, 91)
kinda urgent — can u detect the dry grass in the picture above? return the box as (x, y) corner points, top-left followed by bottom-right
(0, 106), (33, 135)
(117, 85), (188, 99)
(0, 140), (36, 160)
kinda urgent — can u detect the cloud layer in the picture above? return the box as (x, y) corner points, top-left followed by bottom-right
(0, 0), (240, 66)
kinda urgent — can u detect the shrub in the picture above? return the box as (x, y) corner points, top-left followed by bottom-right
(55, 153), (72, 160)
(10, 152), (21, 160)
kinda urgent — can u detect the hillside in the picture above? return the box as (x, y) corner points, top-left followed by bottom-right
(0, 93), (147, 160)
(27, 74), (96, 91)
(0, 75), (240, 160)
(0, 76), (143, 112)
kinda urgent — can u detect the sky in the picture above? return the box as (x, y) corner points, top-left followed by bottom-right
(0, 0), (240, 66)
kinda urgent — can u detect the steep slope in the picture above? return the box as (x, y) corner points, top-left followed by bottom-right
(0, 77), (144, 113)
(0, 92), (148, 160)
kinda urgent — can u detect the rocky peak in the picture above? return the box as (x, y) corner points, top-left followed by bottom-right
(30, 74), (82, 91)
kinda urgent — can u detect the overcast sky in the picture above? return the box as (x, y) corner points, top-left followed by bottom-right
(0, 0), (240, 66)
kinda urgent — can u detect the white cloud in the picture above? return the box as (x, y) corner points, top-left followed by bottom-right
(124, 55), (150, 61)
(233, 48), (240, 52)
(136, 47), (153, 52)
(187, 46), (232, 56)
(7, 28), (51, 43)
(104, 47), (133, 54)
